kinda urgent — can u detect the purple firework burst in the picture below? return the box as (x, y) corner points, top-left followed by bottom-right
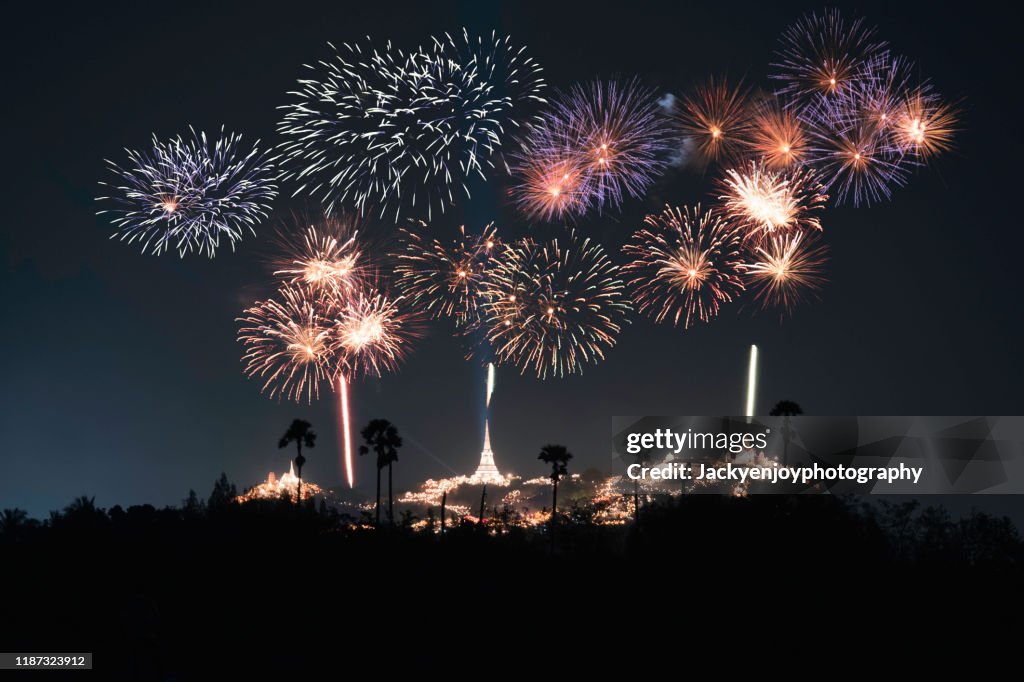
(770, 9), (886, 103)
(511, 78), (674, 219)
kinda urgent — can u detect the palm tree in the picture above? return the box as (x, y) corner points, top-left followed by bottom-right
(538, 444), (573, 520)
(0, 508), (28, 536)
(769, 401), (803, 466)
(359, 419), (402, 526)
(279, 419), (316, 504)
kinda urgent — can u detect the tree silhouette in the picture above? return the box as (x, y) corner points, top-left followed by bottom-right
(0, 508), (29, 537)
(538, 444), (573, 520)
(279, 419), (316, 504)
(359, 419), (402, 526)
(769, 401), (803, 416)
(769, 401), (803, 465)
(208, 473), (238, 510)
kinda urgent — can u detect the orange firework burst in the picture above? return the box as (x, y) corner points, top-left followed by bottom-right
(891, 88), (957, 159)
(394, 222), (501, 324)
(743, 231), (828, 313)
(718, 162), (827, 239)
(237, 285), (337, 403)
(510, 152), (592, 221)
(483, 233), (630, 378)
(622, 205), (745, 328)
(332, 286), (418, 379)
(273, 215), (364, 294)
(675, 77), (752, 166)
(747, 99), (809, 169)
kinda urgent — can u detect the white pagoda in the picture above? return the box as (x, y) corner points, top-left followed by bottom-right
(469, 420), (504, 484)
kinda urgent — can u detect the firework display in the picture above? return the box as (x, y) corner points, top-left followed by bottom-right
(273, 215), (364, 294)
(239, 213), (416, 401)
(746, 98), (809, 169)
(718, 162), (827, 239)
(675, 77), (753, 167)
(622, 205), (745, 328)
(277, 31), (545, 221)
(769, 9), (885, 101)
(97, 10), (960, 402)
(98, 127), (278, 257)
(237, 285), (337, 403)
(394, 222), (501, 324)
(743, 231), (829, 313)
(483, 233), (631, 378)
(890, 87), (957, 159)
(332, 285), (417, 379)
(511, 79), (673, 220)
(799, 92), (911, 206)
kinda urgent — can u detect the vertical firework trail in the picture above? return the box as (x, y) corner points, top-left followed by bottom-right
(339, 375), (354, 488)
(486, 362), (496, 409)
(746, 344), (759, 421)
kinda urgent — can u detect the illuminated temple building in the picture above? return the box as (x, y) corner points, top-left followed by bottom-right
(469, 420), (504, 485)
(237, 461), (324, 502)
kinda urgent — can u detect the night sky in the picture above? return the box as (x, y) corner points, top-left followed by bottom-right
(3, 0), (1022, 517)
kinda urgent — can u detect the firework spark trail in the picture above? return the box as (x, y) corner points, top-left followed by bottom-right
(237, 285), (337, 403)
(770, 9), (886, 102)
(98, 127), (278, 257)
(742, 231), (828, 313)
(622, 205), (745, 329)
(483, 233), (630, 378)
(718, 161), (827, 240)
(338, 374), (354, 488)
(277, 32), (545, 221)
(394, 222), (501, 324)
(675, 76), (752, 167)
(273, 215), (364, 295)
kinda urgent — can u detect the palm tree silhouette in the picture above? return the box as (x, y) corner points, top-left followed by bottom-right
(538, 444), (573, 520)
(769, 401), (803, 466)
(279, 419), (316, 504)
(0, 508), (28, 536)
(359, 419), (402, 526)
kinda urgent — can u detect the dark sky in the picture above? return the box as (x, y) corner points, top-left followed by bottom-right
(3, 0), (1022, 516)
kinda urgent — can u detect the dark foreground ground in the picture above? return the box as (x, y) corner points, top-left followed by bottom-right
(2, 494), (1021, 677)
